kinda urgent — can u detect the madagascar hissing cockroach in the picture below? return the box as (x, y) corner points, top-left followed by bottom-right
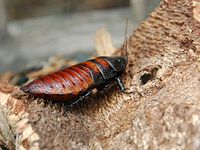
(20, 21), (130, 105)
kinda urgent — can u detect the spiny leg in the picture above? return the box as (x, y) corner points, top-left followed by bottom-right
(116, 77), (132, 94)
(96, 81), (113, 91)
(69, 90), (92, 106)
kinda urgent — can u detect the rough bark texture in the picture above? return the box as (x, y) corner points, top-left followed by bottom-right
(1, 0), (200, 149)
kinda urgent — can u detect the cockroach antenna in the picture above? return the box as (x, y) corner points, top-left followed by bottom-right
(123, 17), (129, 63)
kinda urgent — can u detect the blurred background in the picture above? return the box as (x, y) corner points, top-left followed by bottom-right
(0, 0), (161, 74)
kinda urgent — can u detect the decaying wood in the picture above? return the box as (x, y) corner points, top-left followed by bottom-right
(1, 0), (200, 149)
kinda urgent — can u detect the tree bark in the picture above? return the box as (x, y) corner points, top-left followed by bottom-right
(1, 0), (200, 149)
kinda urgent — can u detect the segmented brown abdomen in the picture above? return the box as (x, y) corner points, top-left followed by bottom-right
(21, 64), (93, 99)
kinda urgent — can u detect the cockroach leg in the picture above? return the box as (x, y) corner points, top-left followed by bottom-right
(69, 90), (92, 106)
(96, 81), (113, 91)
(116, 77), (132, 94)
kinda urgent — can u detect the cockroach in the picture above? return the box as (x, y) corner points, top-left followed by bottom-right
(20, 20), (130, 105)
